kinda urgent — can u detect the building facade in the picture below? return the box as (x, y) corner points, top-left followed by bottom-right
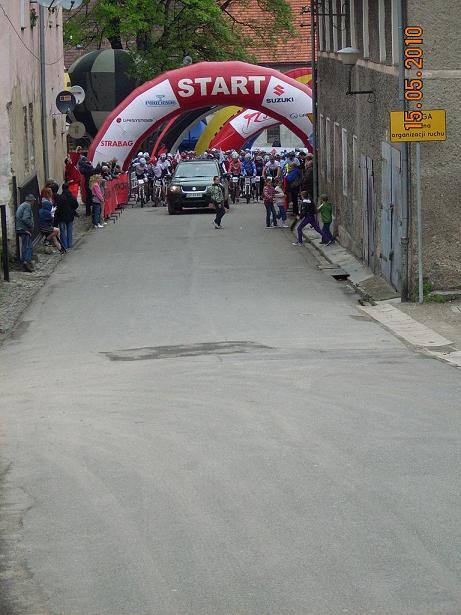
(0, 0), (67, 236)
(316, 0), (460, 294)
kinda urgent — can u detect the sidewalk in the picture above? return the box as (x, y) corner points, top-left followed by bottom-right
(300, 225), (461, 369)
(0, 209), (92, 345)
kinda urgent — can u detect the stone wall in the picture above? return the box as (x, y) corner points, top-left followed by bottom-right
(407, 1), (461, 289)
(316, 0), (461, 293)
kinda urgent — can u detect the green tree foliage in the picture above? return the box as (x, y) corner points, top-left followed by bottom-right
(64, 0), (293, 80)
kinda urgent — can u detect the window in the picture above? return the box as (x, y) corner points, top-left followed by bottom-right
(362, 0), (370, 58)
(342, 128), (348, 196)
(319, 114), (325, 177)
(324, 0), (331, 51)
(334, 122), (340, 192)
(391, 0), (400, 65)
(332, 0), (339, 52)
(352, 135), (358, 201)
(20, 0), (26, 30)
(267, 125), (281, 146)
(341, 0), (348, 49)
(326, 118), (332, 183)
(318, 11), (325, 51)
(378, 0), (386, 62)
(349, 0), (357, 48)
(28, 103), (35, 165)
(23, 106), (28, 170)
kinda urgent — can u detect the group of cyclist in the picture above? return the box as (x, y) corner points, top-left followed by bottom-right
(130, 146), (311, 210)
(130, 152), (176, 207)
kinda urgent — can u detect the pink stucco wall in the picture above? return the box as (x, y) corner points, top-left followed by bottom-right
(0, 0), (67, 232)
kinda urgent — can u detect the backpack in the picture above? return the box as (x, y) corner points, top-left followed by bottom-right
(289, 168), (303, 189)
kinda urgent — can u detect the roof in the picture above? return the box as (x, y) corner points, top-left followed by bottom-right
(227, 0), (311, 65)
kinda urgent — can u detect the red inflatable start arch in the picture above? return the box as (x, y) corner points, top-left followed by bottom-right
(89, 61), (313, 170)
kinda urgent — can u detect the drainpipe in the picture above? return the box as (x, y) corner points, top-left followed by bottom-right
(397, 0), (409, 301)
(39, 5), (50, 180)
(310, 0), (318, 206)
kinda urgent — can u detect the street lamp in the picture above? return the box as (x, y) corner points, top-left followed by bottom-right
(338, 47), (375, 101)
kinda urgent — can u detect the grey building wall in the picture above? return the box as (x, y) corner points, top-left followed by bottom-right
(316, 0), (461, 293)
(406, 0), (461, 289)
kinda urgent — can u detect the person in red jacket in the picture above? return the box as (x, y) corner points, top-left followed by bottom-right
(65, 147), (84, 199)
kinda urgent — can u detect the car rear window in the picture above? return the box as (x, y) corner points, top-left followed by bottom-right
(175, 162), (218, 178)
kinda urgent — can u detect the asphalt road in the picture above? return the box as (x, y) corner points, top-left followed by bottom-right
(1, 203), (461, 615)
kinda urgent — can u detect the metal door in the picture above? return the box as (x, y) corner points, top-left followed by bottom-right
(381, 143), (392, 282)
(380, 143), (402, 290)
(361, 155), (375, 267)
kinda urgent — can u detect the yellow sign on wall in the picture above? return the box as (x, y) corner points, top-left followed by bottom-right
(390, 110), (447, 142)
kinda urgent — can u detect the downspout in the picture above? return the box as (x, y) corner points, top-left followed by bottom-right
(397, 0), (409, 301)
(310, 0), (318, 206)
(39, 5), (50, 180)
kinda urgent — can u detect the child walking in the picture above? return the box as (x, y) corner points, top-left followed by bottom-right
(318, 194), (335, 245)
(292, 191), (324, 246)
(263, 178), (278, 228)
(274, 179), (288, 227)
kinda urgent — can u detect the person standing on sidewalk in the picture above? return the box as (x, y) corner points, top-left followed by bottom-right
(15, 194), (36, 272)
(208, 176), (226, 229)
(55, 183), (79, 249)
(318, 194), (335, 245)
(89, 175), (104, 228)
(274, 179), (288, 227)
(292, 192), (324, 246)
(263, 178), (278, 228)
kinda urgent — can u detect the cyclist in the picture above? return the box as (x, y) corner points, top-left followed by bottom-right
(227, 151), (242, 203)
(134, 157), (148, 206)
(254, 154), (264, 200)
(241, 152), (256, 202)
(263, 155), (281, 182)
(135, 157), (147, 180)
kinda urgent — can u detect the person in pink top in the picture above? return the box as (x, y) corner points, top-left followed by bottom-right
(263, 178), (278, 228)
(89, 175), (104, 228)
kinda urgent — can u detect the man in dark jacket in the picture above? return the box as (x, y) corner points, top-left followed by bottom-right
(15, 194), (36, 272)
(302, 154), (314, 197)
(55, 183), (79, 249)
(285, 163), (302, 216)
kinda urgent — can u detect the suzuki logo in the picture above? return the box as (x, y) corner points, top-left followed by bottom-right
(273, 84), (285, 96)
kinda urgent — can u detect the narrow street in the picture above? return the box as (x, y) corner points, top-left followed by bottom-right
(1, 204), (460, 614)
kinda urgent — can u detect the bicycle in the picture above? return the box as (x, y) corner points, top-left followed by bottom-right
(243, 176), (252, 204)
(162, 175), (171, 206)
(137, 178), (146, 208)
(252, 176), (261, 202)
(152, 178), (163, 207)
(230, 175), (240, 204)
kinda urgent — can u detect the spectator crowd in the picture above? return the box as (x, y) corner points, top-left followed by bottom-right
(15, 151), (123, 272)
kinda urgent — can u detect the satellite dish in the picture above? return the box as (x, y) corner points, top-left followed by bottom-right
(55, 90), (76, 114)
(67, 121), (86, 139)
(60, 0), (84, 9)
(69, 85), (85, 105)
